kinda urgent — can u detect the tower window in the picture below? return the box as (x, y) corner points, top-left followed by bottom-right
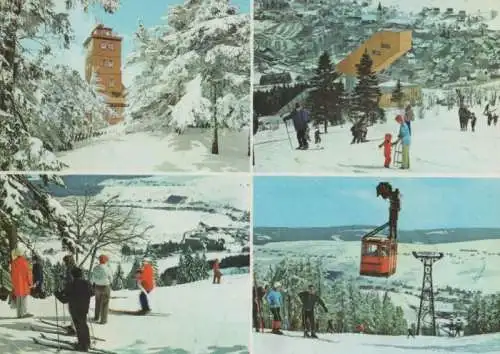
(103, 59), (114, 68)
(109, 78), (116, 88)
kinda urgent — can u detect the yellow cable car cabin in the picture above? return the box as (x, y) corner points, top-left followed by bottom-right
(360, 236), (397, 277)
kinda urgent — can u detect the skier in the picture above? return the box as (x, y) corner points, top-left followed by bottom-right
(404, 103), (414, 135)
(392, 115), (411, 169)
(136, 258), (155, 314)
(266, 282), (284, 334)
(283, 103), (310, 150)
(356, 323), (365, 334)
(31, 254), (45, 299)
(455, 318), (463, 337)
(298, 284), (328, 338)
(252, 283), (267, 332)
(10, 248), (33, 318)
(54, 267), (94, 352)
(314, 124), (321, 145)
(378, 133), (394, 168)
(326, 319), (334, 333)
(61, 255), (77, 334)
(471, 113), (477, 132)
(484, 103), (494, 126)
(407, 323), (416, 338)
(91, 254), (113, 324)
(376, 182), (401, 239)
(212, 258), (222, 284)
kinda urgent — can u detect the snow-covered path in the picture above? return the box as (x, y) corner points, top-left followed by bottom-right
(254, 106), (500, 174)
(58, 127), (250, 173)
(0, 274), (250, 353)
(254, 330), (500, 354)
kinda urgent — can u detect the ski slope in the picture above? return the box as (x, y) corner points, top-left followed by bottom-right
(57, 126), (250, 173)
(0, 274), (250, 354)
(254, 106), (500, 174)
(254, 330), (500, 354)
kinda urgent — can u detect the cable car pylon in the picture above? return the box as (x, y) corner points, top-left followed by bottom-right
(413, 251), (444, 336)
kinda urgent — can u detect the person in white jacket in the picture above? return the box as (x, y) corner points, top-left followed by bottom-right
(90, 255), (113, 324)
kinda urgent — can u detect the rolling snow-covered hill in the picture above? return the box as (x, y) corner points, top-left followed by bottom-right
(30, 175), (250, 278)
(57, 124), (250, 173)
(0, 274), (250, 354)
(254, 239), (500, 324)
(254, 330), (500, 354)
(254, 104), (500, 173)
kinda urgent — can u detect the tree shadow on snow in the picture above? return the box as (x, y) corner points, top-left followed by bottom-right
(338, 163), (386, 170)
(0, 330), (53, 353)
(366, 342), (500, 353)
(206, 344), (248, 354)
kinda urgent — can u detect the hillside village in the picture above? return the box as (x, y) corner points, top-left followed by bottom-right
(254, 0), (500, 88)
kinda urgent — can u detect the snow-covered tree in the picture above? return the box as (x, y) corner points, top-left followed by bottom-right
(127, 0), (250, 134)
(125, 258), (141, 290)
(176, 246), (209, 284)
(34, 66), (111, 152)
(0, 0), (120, 171)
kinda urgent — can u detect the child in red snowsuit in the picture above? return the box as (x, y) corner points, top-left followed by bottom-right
(378, 133), (393, 168)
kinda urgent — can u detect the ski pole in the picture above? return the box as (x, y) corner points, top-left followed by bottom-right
(54, 294), (60, 351)
(283, 120), (293, 150)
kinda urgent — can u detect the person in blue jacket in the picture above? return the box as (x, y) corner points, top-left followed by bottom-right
(283, 103), (310, 150)
(392, 115), (411, 169)
(266, 282), (284, 334)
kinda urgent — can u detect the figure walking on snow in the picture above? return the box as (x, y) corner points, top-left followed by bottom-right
(10, 248), (33, 318)
(298, 285), (328, 338)
(91, 254), (113, 324)
(253, 283), (267, 332)
(136, 258), (155, 314)
(55, 267), (94, 352)
(407, 323), (416, 338)
(283, 103), (310, 150)
(266, 282), (284, 335)
(392, 115), (411, 169)
(314, 124), (321, 145)
(378, 133), (394, 168)
(31, 254), (45, 299)
(471, 113), (477, 132)
(404, 104), (414, 135)
(212, 258), (222, 284)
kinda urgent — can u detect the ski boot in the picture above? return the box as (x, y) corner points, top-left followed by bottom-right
(303, 332), (310, 338)
(310, 332), (318, 338)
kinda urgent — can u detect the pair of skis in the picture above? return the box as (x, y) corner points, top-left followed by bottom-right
(32, 334), (115, 354)
(33, 319), (105, 341)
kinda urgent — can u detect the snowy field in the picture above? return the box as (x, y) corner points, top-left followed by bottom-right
(254, 330), (500, 354)
(254, 239), (500, 322)
(0, 274), (250, 354)
(254, 105), (500, 174)
(57, 125), (250, 173)
(32, 175), (250, 278)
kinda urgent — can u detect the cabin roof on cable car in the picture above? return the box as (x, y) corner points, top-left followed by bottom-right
(362, 236), (394, 243)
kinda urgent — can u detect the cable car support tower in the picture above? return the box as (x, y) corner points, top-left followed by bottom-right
(412, 251), (444, 336)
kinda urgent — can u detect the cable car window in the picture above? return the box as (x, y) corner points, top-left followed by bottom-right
(363, 244), (379, 256)
(379, 246), (388, 256)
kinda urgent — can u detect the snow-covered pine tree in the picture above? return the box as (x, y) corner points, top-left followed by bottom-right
(127, 0), (250, 135)
(308, 51), (342, 132)
(391, 79), (404, 108)
(35, 66), (110, 152)
(352, 49), (383, 124)
(111, 263), (125, 291)
(0, 0), (119, 171)
(0, 175), (81, 263)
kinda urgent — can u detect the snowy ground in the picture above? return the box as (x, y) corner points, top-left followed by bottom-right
(254, 330), (500, 354)
(57, 125), (250, 173)
(254, 239), (500, 322)
(254, 105), (500, 174)
(0, 274), (250, 354)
